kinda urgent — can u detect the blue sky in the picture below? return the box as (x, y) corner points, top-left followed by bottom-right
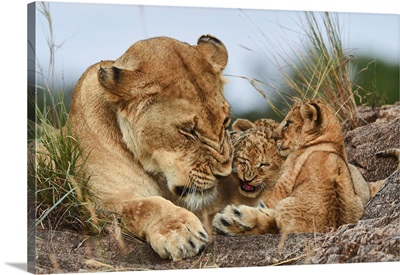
(33, 1), (399, 116)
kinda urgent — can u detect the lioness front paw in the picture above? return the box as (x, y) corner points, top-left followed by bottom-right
(148, 210), (208, 261)
(212, 204), (278, 235)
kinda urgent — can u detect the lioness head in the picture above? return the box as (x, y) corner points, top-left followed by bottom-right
(230, 118), (283, 199)
(97, 35), (232, 211)
(274, 99), (344, 157)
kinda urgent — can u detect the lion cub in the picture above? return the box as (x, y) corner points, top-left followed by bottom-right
(213, 99), (375, 235)
(201, 118), (284, 234)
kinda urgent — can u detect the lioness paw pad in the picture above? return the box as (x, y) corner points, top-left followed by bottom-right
(149, 215), (209, 261)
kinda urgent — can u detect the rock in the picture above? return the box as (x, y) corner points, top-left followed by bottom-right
(357, 102), (400, 124)
(345, 117), (399, 181)
(35, 230), (321, 273)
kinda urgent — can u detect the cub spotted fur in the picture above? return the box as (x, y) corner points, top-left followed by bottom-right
(224, 118), (283, 204)
(67, 35), (232, 261)
(214, 99), (365, 235)
(202, 119), (283, 234)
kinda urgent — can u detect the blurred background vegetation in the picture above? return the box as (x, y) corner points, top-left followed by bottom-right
(28, 55), (399, 134)
(241, 54), (399, 122)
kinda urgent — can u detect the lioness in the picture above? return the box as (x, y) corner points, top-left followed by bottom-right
(67, 35), (233, 261)
(213, 99), (366, 235)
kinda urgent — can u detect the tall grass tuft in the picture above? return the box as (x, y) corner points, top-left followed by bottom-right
(28, 2), (109, 234)
(29, 93), (102, 233)
(248, 12), (367, 130)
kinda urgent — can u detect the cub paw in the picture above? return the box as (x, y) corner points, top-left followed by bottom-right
(148, 209), (209, 261)
(212, 204), (278, 235)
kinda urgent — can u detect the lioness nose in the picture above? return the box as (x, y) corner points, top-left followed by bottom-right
(209, 131), (232, 178)
(212, 161), (232, 178)
(212, 147), (232, 178)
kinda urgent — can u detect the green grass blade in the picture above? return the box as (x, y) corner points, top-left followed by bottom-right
(34, 187), (76, 227)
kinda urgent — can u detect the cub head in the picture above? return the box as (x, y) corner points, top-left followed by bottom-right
(98, 35), (232, 211)
(274, 99), (344, 157)
(230, 118), (284, 199)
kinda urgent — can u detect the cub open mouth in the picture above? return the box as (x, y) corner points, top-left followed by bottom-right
(240, 181), (257, 192)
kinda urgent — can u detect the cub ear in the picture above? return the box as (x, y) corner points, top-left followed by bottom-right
(230, 130), (242, 142)
(232, 119), (256, 131)
(300, 102), (321, 124)
(196, 34), (228, 72)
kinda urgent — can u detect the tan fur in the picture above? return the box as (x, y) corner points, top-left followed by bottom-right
(213, 100), (366, 235)
(67, 35), (233, 261)
(347, 164), (371, 206)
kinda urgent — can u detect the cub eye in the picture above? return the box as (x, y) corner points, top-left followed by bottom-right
(259, 163), (270, 168)
(223, 116), (231, 128)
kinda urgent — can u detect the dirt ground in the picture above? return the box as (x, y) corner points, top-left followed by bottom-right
(31, 104), (400, 274)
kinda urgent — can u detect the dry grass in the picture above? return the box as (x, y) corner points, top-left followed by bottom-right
(28, 91), (106, 233)
(28, 2), (112, 235)
(243, 11), (370, 130)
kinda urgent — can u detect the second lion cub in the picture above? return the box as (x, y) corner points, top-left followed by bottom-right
(214, 99), (365, 235)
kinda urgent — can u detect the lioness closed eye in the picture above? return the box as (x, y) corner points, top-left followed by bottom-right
(67, 35), (232, 261)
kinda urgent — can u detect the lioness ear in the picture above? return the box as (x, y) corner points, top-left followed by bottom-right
(98, 66), (120, 90)
(98, 65), (133, 103)
(232, 119), (256, 131)
(300, 102), (321, 124)
(196, 34), (228, 72)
